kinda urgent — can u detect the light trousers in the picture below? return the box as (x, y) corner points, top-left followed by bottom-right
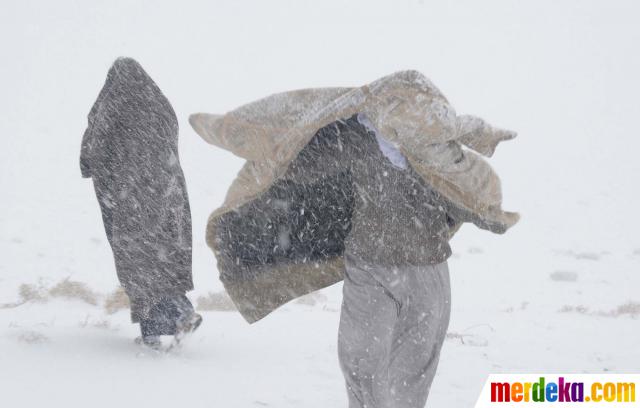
(338, 255), (451, 408)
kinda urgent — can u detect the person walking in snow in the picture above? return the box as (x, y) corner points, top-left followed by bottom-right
(80, 57), (201, 348)
(190, 70), (518, 407)
(290, 114), (476, 407)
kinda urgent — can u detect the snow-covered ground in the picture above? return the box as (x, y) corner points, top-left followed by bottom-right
(1, 1), (639, 407)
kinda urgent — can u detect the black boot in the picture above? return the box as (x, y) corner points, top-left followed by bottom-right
(139, 294), (202, 348)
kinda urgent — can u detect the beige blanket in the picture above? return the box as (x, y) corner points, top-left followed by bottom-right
(190, 70), (519, 235)
(189, 70), (520, 322)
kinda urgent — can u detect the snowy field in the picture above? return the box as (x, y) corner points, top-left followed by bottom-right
(1, 1), (639, 407)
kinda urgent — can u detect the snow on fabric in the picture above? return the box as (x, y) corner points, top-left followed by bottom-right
(80, 58), (193, 322)
(190, 70), (519, 323)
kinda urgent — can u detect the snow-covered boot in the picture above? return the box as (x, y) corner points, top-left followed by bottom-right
(138, 294), (202, 348)
(174, 311), (203, 344)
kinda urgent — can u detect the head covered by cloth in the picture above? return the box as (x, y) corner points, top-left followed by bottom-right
(190, 70), (519, 323)
(81, 57), (180, 176)
(81, 58), (193, 322)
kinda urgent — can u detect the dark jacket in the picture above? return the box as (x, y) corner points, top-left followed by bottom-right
(286, 115), (456, 266)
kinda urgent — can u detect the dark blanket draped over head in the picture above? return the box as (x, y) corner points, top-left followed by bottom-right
(80, 58), (192, 321)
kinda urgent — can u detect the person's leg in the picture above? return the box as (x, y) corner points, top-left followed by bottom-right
(338, 257), (398, 408)
(386, 262), (451, 408)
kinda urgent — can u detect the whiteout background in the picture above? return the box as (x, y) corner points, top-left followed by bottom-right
(0, 1), (638, 407)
